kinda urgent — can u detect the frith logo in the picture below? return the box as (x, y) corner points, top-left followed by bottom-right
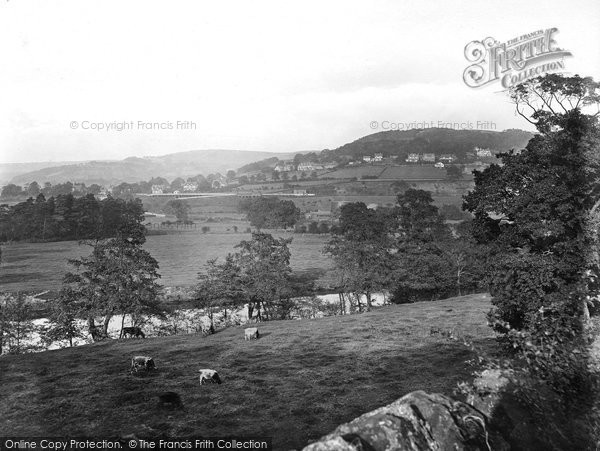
(463, 28), (572, 89)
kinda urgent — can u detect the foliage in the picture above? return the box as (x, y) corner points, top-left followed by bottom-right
(238, 197), (302, 229)
(464, 74), (600, 331)
(0, 293), (38, 354)
(196, 232), (294, 321)
(0, 195), (147, 242)
(43, 287), (85, 348)
(460, 74), (600, 449)
(163, 199), (190, 221)
(62, 213), (163, 339)
(326, 203), (396, 311)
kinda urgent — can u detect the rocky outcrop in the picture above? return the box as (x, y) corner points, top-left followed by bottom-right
(303, 390), (509, 451)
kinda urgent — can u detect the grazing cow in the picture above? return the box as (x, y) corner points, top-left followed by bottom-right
(131, 355), (156, 373)
(123, 326), (146, 339)
(244, 327), (259, 340)
(198, 369), (222, 385)
(157, 391), (183, 409)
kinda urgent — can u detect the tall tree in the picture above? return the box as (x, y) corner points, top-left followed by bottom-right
(63, 206), (162, 339)
(464, 74), (600, 331)
(326, 203), (395, 310)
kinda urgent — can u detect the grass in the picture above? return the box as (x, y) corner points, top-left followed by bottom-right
(0, 293), (496, 450)
(0, 231), (332, 293)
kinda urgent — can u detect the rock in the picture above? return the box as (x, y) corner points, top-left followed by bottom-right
(303, 390), (509, 451)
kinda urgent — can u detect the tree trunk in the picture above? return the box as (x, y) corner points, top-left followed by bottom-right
(247, 303), (254, 321)
(102, 315), (112, 337)
(356, 293), (362, 313)
(365, 291), (372, 311)
(256, 302), (262, 322)
(88, 317), (99, 341)
(119, 315), (126, 339)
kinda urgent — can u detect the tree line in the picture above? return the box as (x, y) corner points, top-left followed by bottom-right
(0, 194), (146, 242)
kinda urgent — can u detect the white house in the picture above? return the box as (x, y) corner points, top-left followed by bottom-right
(183, 182), (198, 192)
(475, 147), (493, 158)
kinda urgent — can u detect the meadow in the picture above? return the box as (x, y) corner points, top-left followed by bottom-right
(0, 293), (497, 450)
(0, 230), (333, 293)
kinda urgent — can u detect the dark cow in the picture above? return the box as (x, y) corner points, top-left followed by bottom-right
(122, 326), (145, 339)
(198, 369), (222, 385)
(157, 391), (183, 409)
(131, 356), (156, 373)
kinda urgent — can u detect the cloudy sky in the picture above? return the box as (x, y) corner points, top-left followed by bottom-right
(1, 0), (599, 163)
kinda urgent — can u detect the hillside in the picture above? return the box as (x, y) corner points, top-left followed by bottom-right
(0, 161), (82, 186)
(0, 294), (496, 450)
(9, 150), (303, 186)
(321, 128), (533, 162)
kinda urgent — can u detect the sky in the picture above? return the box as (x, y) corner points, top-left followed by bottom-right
(0, 0), (599, 164)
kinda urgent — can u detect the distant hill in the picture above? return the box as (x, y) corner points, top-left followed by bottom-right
(9, 150), (301, 185)
(0, 161), (81, 186)
(321, 128), (534, 162)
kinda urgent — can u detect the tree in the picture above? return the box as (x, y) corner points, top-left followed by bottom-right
(210, 233), (293, 321)
(44, 287), (85, 348)
(170, 177), (186, 192)
(1, 184), (23, 198)
(195, 257), (237, 333)
(462, 74), (600, 449)
(27, 181), (40, 197)
(464, 74), (600, 331)
(326, 203), (396, 311)
(390, 190), (456, 303)
(239, 197), (301, 229)
(164, 199), (190, 222)
(396, 189), (450, 242)
(0, 293), (36, 354)
(63, 208), (163, 340)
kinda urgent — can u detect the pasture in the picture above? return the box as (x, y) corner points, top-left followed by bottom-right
(0, 231), (333, 293)
(0, 293), (496, 450)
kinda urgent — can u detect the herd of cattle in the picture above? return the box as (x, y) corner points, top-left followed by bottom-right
(125, 326), (260, 408)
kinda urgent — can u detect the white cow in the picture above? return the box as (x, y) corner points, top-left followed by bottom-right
(198, 369), (222, 385)
(244, 327), (259, 340)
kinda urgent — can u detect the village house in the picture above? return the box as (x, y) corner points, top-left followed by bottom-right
(438, 154), (457, 163)
(406, 153), (420, 163)
(362, 155), (373, 163)
(182, 181), (198, 192)
(151, 185), (165, 195)
(274, 161), (295, 172)
(297, 162), (324, 172)
(373, 153), (383, 162)
(475, 147), (493, 158)
(422, 153), (436, 163)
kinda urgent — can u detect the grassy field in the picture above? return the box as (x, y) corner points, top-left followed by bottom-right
(0, 293), (496, 450)
(0, 231), (333, 293)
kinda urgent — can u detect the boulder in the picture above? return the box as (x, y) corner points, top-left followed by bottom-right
(303, 390), (509, 451)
